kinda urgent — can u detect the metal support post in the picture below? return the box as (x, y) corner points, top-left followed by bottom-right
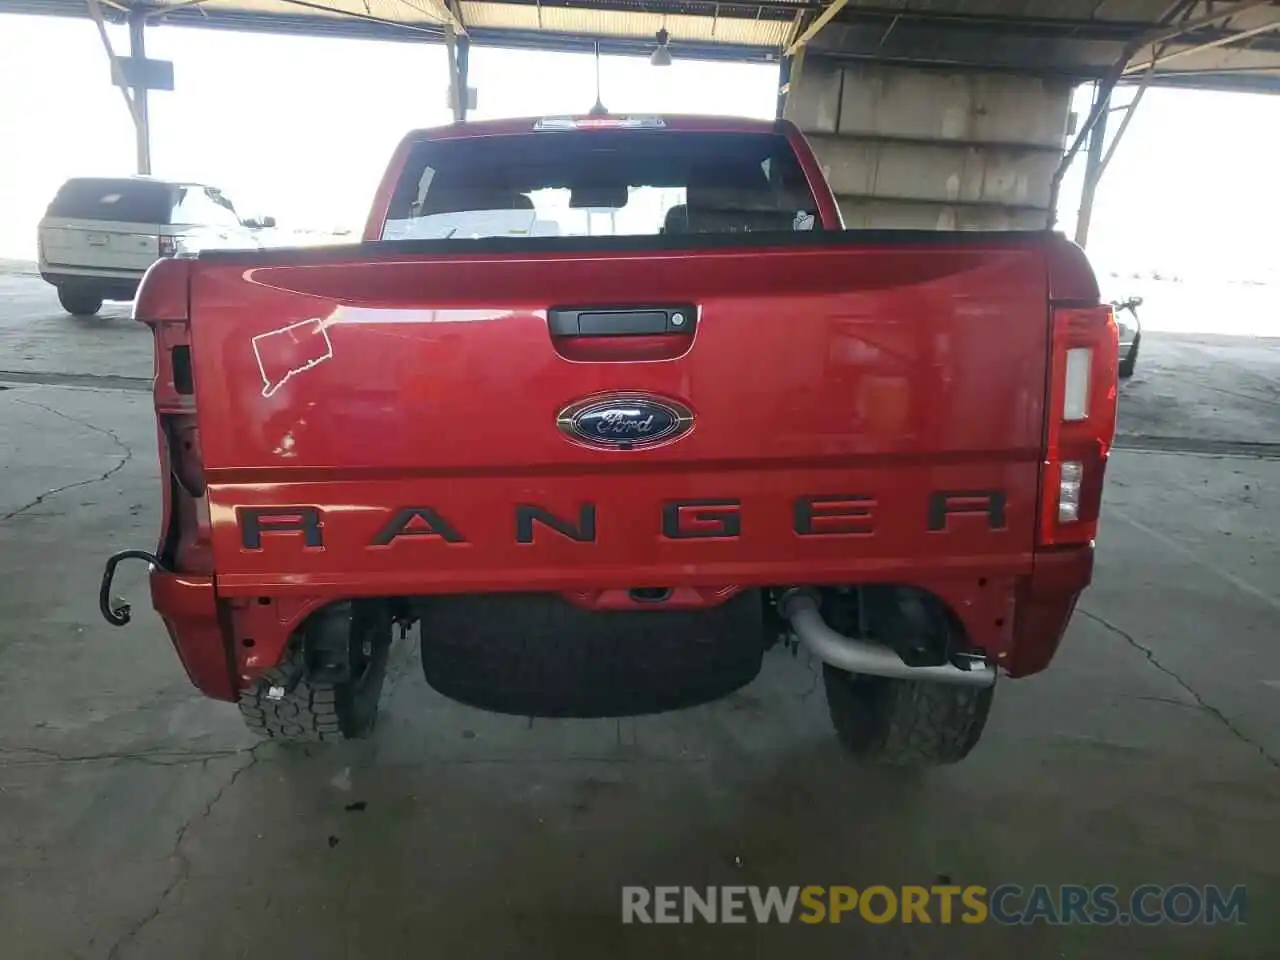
(1047, 0), (1263, 229)
(444, 25), (463, 123)
(1074, 85), (1109, 248)
(128, 8), (152, 175)
(457, 34), (470, 122)
(776, 55), (792, 120)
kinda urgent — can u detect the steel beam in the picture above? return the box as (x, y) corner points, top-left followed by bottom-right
(144, 0), (208, 18)
(786, 0), (850, 57)
(1075, 0), (1194, 238)
(1135, 0), (1276, 48)
(1046, 1), (1261, 228)
(1125, 16), (1280, 73)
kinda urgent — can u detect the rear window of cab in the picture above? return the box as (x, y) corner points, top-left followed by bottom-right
(381, 128), (821, 241)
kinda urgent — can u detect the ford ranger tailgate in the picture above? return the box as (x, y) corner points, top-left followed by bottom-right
(186, 236), (1049, 594)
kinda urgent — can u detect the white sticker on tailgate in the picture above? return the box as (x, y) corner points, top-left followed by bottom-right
(252, 318), (334, 398)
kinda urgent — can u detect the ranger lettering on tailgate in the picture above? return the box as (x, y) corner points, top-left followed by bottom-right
(235, 492), (1009, 549)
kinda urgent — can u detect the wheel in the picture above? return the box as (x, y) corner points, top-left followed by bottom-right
(57, 286), (103, 317)
(1118, 334), (1140, 379)
(238, 605), (392, 742)
(821, 664), (994, 766)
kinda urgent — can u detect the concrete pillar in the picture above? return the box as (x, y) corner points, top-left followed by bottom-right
(785, 58), (1073, 231)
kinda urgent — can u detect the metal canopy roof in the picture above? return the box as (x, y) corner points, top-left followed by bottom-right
(6, 0), (1280, 89)
(808, 1), (1280, 93)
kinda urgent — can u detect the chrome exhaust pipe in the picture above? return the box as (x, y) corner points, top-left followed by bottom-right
(779, 590), (996, 688)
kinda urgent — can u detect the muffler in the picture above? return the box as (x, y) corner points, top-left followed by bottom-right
(778, 590), (995, 688)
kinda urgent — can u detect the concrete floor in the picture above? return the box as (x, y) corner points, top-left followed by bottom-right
(1, 270), (1277, 959)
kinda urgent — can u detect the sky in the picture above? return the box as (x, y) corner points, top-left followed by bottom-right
(1, 13), (1278, 283)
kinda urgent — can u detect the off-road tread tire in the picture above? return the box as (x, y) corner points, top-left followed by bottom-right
(238, 643), (388, 743)
(58, 287), (103, 317)
(822, 664), (994, 766)
(420, 592), (764, 718)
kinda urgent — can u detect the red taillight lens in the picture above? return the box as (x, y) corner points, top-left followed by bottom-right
(1039, 305), (1119, 546)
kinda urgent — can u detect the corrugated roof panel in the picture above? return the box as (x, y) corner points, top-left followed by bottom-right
(843, 0), (1167, 20)
(458, 2), (543, 30)
(365, 0), (448, 24)
(195, 0), (346, 17)
(198, 0), (447, 23)
(706, 17), (791, 46)
(379, 0), (450, 23)
(459, 3), (788, 46)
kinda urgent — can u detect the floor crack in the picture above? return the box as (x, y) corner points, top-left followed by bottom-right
(0, 744), (254, 769)
(1080, 608), (1279, 771)
(1, 399), (134, 522)
(105, 744), (264, 959)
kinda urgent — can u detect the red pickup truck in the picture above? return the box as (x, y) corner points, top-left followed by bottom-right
(101, 114), (1118, 765)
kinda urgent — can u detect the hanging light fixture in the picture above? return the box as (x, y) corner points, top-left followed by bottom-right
(588, 40), (609, 114)
(650, 28), (672, 66)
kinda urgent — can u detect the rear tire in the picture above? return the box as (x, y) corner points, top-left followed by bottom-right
(822, 664), (994, 766)
(238, 607), (392, 742)
(57, 287), (103, 317)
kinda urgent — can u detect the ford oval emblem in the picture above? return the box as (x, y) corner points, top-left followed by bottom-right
(557, 394), (694, 450)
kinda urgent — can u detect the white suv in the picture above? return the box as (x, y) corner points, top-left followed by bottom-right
(38, 177), (272, 316)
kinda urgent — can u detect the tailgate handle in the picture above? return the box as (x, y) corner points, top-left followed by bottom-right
(548, 306), (695, 337)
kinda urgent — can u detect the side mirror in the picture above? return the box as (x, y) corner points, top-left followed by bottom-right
(262, 215), (277, 229)
(243, 216), (277, 229)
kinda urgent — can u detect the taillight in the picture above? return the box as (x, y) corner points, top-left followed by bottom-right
(159, 235), (178, 257)
(1039, 305), (1119, 546)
